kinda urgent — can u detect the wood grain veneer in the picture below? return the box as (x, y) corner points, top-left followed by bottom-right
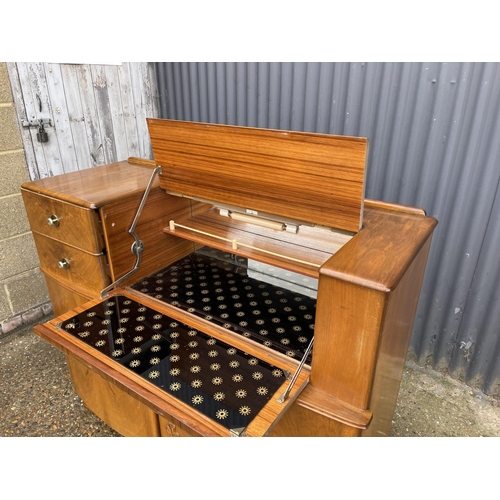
(320, 205), (437, 292)
(67, 356), (161, 437)
(361, 237), (433, 436)
(23, 124), (437, 437)
(311, 206), (437, 412)
(21, 159), (159, 209)
(158, 413), (199, 437)
(43, 273), (94, 317)
(269, 399), (362, 437)
(33, 233), (109, 295)
(21, 190), (104, 253)
(100, 188), (196, 285)
(148, 118), (368, 233)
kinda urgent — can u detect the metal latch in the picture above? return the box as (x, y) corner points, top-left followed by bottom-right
(22, 118), (52, 143)
(22, 118), (53, 128)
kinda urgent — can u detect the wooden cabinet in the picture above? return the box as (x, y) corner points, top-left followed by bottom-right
(21, 158), (192, 316)
(22, 189), (108, 310)
(21, 158), (196, 437)
(23, 121), (438, 438)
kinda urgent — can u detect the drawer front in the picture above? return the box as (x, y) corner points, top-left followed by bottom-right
(33, 233), (109, 294)
(22, 189), (104, 254)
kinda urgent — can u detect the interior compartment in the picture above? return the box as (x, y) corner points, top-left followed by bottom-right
(131, 246), (317, 364)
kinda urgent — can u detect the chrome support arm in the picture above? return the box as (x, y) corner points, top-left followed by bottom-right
(277, 337), (314, 403)
(100, 166), (162, 298)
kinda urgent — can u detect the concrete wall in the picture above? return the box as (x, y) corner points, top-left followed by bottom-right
(0, 62), (51, 335)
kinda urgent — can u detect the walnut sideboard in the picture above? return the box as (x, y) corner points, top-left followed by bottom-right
(21, 120), (437, 437)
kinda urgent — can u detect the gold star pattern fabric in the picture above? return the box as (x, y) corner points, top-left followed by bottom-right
(131, 247), (316, 364)
(61, 295), (286, 431)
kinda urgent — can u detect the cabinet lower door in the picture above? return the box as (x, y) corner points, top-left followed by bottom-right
(67, 356), (161, 437)
(33, 289), (308, 437)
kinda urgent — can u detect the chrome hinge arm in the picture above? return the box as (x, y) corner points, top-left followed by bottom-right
(100, 166), (162, 298)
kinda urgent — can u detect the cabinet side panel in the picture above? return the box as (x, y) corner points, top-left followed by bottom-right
(101, 190), (196, 285)
(362, 236), (433, 436)
(311, 277), (386, 410)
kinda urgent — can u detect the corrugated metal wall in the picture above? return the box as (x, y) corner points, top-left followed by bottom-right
(154, 62), (500, 396)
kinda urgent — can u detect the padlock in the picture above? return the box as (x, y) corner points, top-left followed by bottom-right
(37, 124), (48, 143)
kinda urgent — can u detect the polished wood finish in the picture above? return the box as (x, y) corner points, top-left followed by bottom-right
(21, 159), (160, 209)
(308, 206), (437, 434)
(362, 237), (433, 436)
(127, 157), (157, 168)
(319, 206), (437, 293)
(21, 158), (179, 312)
(32, 233), (109, 295)
(101, 187), (195, 285)
(364, 198), (427, 216)
(66, 356), (161, 437)
(148, 118), (368, 233)
(23, 123), (437, 437)
(158, 413), (199, 437)
(21, 190), (104, 253)
(312, 208), (437, 399)
(22, 159), (209, 437)
(269, 397), (361, 437)
(293, 385), (372, 430)
(44, 273), (93, 317)
(164, 207), (352, 279)
(268, 383), (372, 437)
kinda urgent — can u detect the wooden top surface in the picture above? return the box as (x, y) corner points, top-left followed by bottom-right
(21, 158), (157, 209)
(320, 203), (438, 292)
(148, 119), (368, 233)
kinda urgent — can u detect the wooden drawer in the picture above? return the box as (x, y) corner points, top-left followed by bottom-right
(32, 233), (109, 295)
(22, 189), (104, 254)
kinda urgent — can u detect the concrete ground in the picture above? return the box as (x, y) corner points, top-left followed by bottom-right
(1, 317), (500, 437)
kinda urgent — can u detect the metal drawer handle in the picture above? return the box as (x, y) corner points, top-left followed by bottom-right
(47, 214), (60, 227)
(58, 258), (70, 269)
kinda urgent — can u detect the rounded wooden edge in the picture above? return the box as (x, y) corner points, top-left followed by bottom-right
(364, 198), (427, 216)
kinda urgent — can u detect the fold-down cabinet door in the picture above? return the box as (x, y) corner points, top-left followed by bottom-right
(33, 290), (309, 437)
